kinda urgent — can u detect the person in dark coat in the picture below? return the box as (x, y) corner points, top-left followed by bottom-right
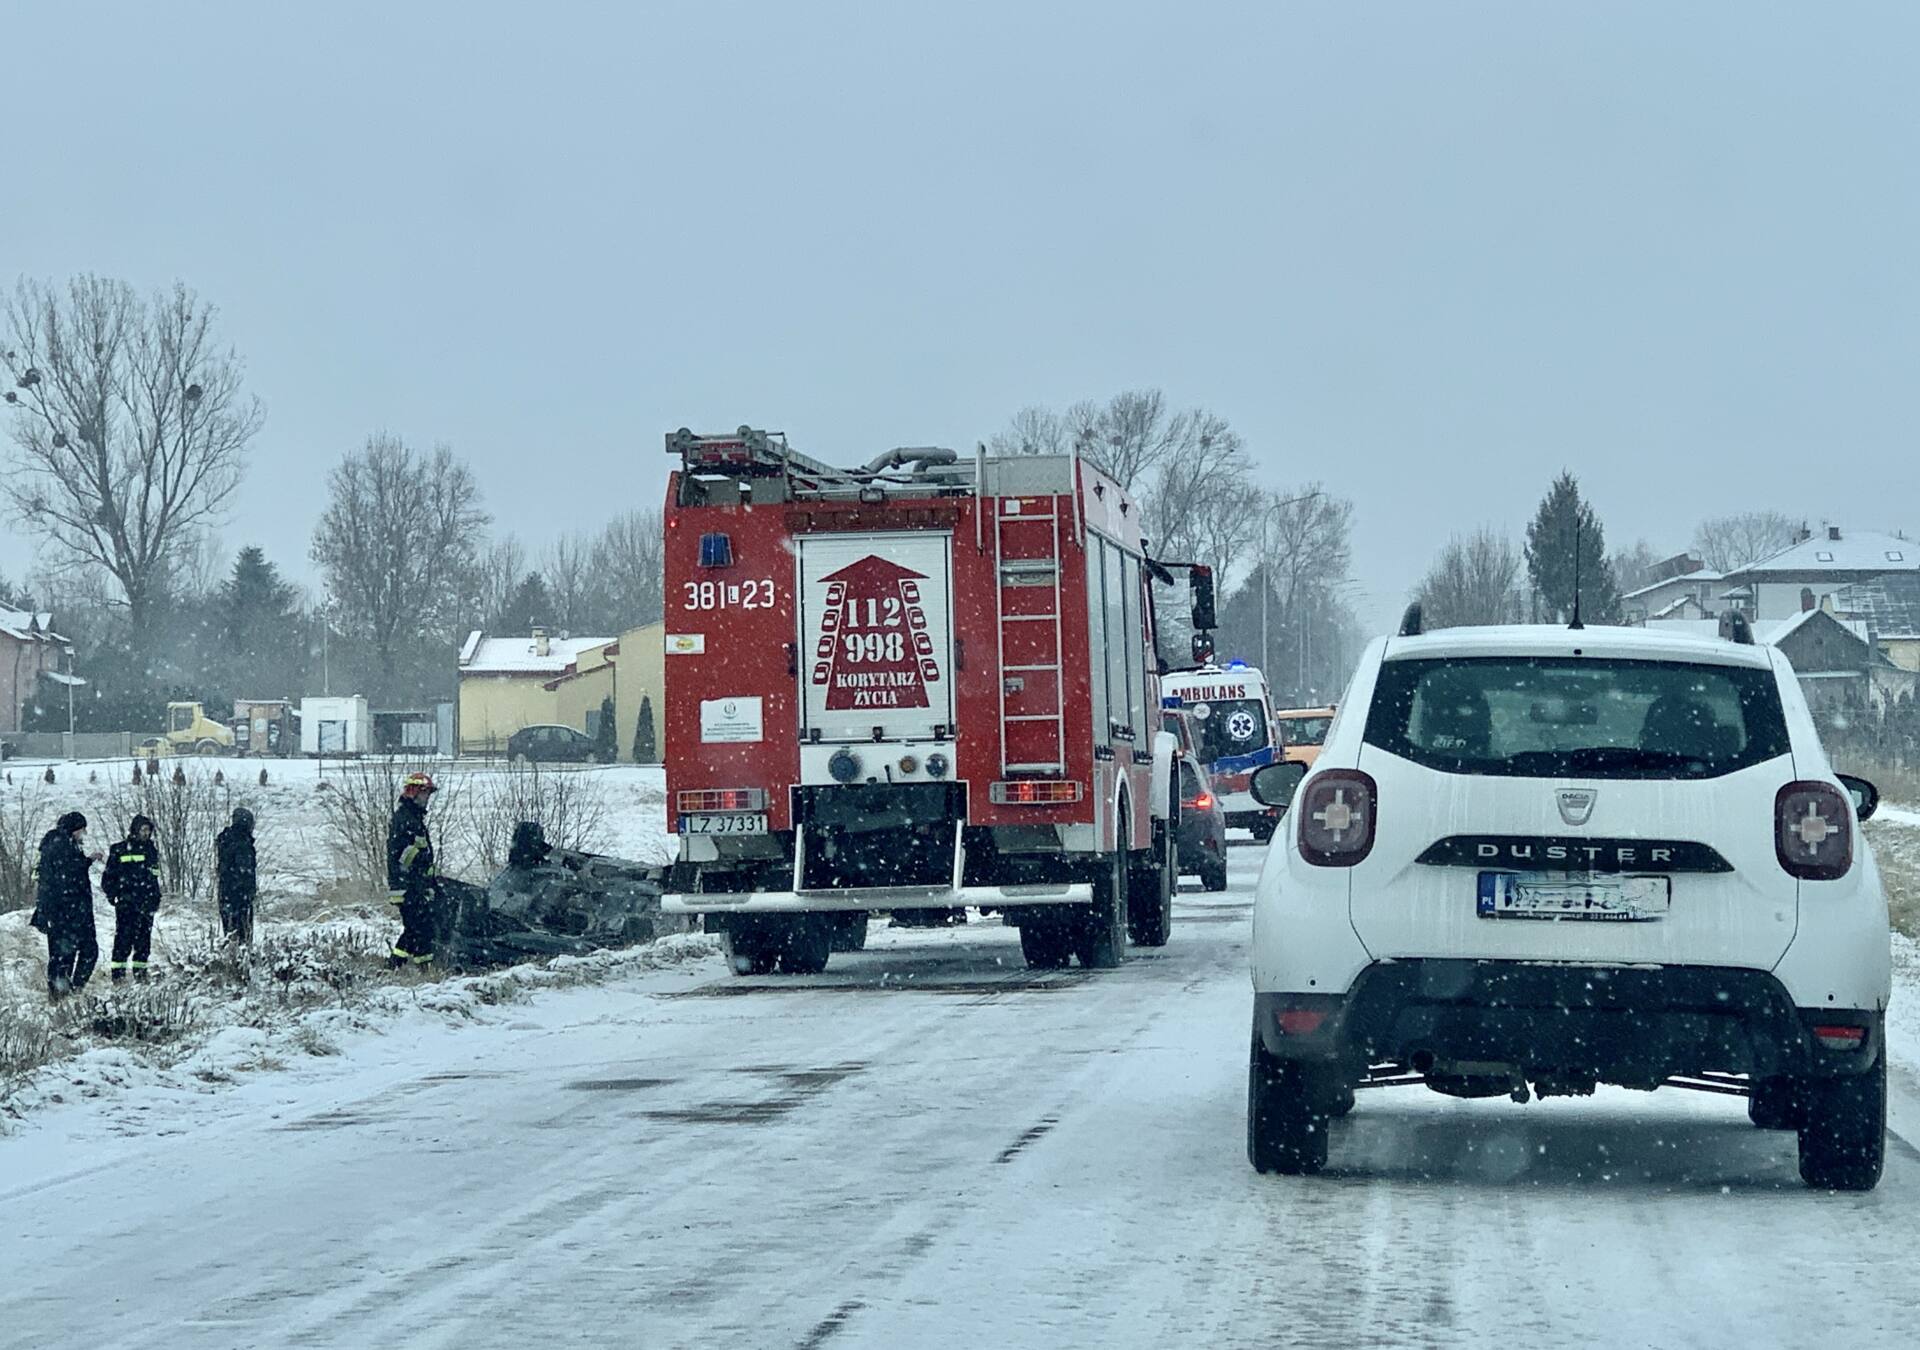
(32, 811), (100, 999)
(102, 814), (164, 981)
(385, 772), (440, 968)
(215, 807), (258, 945)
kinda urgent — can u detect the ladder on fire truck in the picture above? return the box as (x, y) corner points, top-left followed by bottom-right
(994, 498), (1068, 775)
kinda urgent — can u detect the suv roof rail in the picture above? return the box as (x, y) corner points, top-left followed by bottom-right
(1398, 603), (1424, 637)
(1719, 611), (1756, 645)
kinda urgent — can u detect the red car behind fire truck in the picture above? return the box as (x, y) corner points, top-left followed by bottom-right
(659, 427), (1218, 975)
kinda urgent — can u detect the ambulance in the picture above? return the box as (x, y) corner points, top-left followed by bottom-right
(1160, 661), (1282, 839)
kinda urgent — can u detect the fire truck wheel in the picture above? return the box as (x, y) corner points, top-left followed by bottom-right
(1018, 921), (1072, 970)
(1073, 850), (1128, 969)
(774, 918), (832, 976)
(827, 912), (870, 952)
(727, 941), (778, 977)
(1201, 858), (1229, 893)
(1127, 825), (1175, 948)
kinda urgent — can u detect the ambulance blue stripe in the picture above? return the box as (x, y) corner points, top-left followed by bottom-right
(1206, 745), (1276, 776)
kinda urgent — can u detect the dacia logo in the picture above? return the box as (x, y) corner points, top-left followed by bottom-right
(1556, 788), (1597, 827)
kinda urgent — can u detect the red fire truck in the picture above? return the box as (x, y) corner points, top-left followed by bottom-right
(659, 427), (1217, 976)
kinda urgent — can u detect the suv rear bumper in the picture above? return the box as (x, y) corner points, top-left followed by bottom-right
(1255, 960), (1881, 1086)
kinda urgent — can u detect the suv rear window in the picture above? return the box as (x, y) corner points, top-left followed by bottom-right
(1364, 657), (1791, 779)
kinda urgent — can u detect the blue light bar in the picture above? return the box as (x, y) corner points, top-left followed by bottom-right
(699, 533), (733, 567)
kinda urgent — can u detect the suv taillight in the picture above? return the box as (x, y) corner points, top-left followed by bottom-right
(1297, 769), (1377, 867)
(1775, 781), (1852, 881)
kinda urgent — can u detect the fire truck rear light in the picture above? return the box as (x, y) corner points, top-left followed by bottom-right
(898, 755), (919, 775)
(925, 752), (950, 778)
(699, 533), (733, 567)
(677, 789), (765, 813)
(1813, 1025), (1867, 1050)
(990, 780), (1084, 805)
(1276, 1009), (1327, 1036)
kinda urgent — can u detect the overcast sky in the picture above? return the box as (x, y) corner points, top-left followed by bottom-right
(4, 2), (1916, 632)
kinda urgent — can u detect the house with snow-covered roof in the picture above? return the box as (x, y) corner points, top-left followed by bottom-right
(1621, 554), (1723, 625)
(0, 602), (70, 736)
(456, 626), (618, 756)
(1719, 525), (1919, 622)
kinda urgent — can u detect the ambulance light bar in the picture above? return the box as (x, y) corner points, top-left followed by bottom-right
(678, 788), (767, 813)
(990, 780), (1085, 805)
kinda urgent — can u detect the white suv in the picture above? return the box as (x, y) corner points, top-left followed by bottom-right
(1246, 617), (1892, 1190)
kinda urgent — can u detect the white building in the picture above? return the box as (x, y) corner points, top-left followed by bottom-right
(1718, 526), (1919, 622)
(1619, 556), (1723, 625)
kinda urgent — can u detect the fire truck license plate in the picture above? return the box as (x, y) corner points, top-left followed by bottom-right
(681, 813), (768, 837)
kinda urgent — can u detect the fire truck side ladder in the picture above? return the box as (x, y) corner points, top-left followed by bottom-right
(994, 500), (1068, 775)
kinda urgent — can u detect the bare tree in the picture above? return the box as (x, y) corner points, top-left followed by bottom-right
(310, 436), (490, 679)
(592, 508), (665, 632)
(987, 405), (1073, 457)
(988, 390), (1211, 493)
(1693, 511), (1798, 572)
(475, 534), (527, 632)
(1609, 537), (1663, 595)
(1414, 528), (1526, 629)
(542, 532), (599, 635)
(1142, 414), (1258, 584)
(1, 277), (262, 645)
(1266, 486), (1353, 618)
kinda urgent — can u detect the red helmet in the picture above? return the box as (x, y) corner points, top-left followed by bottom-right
(402, 771), (438, 797)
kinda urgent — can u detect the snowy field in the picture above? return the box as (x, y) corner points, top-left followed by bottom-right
(3, 795), (1920, 1346)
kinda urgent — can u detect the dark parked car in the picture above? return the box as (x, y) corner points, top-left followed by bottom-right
(1176, 756), (1228, 892)
(507, 723), (609, 765)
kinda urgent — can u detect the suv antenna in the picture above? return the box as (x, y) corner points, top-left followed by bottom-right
(1569, 525), (1585, 630)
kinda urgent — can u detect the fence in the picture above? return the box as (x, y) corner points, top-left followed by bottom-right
(2, 732), (136, 760)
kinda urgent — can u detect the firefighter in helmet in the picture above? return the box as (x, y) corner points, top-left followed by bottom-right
(385, 771), (441, 968)
(102, 814), (164, 981)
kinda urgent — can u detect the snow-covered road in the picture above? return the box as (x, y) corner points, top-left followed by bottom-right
(6, 847), (1920, 1349)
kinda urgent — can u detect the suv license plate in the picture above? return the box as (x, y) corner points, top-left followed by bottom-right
(1477, 872), (1671, 922)
(682, 813), (768, 837)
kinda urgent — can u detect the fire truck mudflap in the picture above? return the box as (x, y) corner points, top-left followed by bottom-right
(659, 427), (1203, 976)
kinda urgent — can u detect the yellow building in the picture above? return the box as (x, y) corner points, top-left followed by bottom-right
(609, 621), (666, 762)
(456, 627), (617, 756)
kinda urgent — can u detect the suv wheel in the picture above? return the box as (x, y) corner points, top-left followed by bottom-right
(1747, 1076), (1803, 1131)
(1796, 1050), (1886, 1191)
(1247, 1022), (1334, 1175)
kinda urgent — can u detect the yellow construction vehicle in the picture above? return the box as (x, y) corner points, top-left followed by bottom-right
(164, 701), (236, 756)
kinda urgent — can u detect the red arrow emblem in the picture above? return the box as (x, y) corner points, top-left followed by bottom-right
(814, 555), (936, 711)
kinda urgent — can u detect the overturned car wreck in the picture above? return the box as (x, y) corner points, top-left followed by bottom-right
(429, 823), (689, 968)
